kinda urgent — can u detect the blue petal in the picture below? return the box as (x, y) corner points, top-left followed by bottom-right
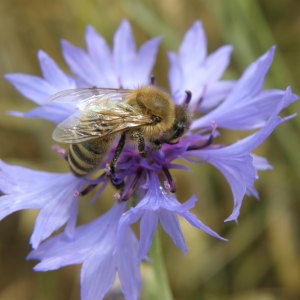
(179, 211), (227, 241)
(113, 20), (136, 88)
(5, 73), (57, 105)
(85, 25), (118, 87)
(192, 47), (288, 130)
(251, 154), (273, 171)
(199, 80), (235, 112)
(138, 211), (158, 259)
(0, 161), (84, 248)
(168, 21), (233, 109)
(8, 101), (75, 124)
(117, 229), (141, 300)
(159, 210), (187, 252)
(205, 45), (233, 81)
(129, 36), (162, 87)
(61, 39), (101, 87)
(38, 50), (75, 89)
(227, 46), (276, 103)
(81, 251), (116, 300)
(188, 112), (291, 222)
(29, 202), (126, 269)
(179, 21), (207, 70)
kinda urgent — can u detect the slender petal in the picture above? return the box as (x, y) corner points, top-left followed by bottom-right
(61, 40), (101, 87)
(187, 112), (293, 222)
(29, 202), (141, 300)
(118, 172), (226, 260)
(85, 25), (118, 87)
(191, 49), (298, 131)
(168, 21), (233, 108)
(0, 161), (84, 248)
(5, 51), (76, 105)
(113, 20), (161, 88)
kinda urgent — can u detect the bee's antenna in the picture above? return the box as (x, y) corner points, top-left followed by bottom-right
(150, 75), (156, 86)
(183, 90), (192, 108)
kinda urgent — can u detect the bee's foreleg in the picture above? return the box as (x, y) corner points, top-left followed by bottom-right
(150, 139), (162, 151)
(131, 130), (146, 157)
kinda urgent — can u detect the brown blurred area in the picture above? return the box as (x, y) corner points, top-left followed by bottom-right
(0, 0), (300, 299)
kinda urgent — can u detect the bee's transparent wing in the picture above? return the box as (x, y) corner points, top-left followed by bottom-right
(51, 88), (154, 143)
(49, 88), (131, 109)
(52, 103), (154, 144)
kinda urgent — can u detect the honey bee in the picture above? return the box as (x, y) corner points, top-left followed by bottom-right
(50, 86), (191, 184)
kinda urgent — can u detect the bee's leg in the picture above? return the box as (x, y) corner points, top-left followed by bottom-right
(109, 132), (126, 186)
(131, 130), (146, 157)
(150, 139), (162, 151)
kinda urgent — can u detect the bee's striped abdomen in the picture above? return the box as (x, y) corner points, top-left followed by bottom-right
(68, 138), (111, 177)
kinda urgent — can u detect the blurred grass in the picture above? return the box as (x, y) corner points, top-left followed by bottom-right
(0, 0), (300, 299)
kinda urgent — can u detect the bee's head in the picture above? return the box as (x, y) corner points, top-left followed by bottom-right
(164, 105), (191, 145)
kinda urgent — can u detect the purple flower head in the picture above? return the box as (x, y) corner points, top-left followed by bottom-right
(1, 19), (299, 300)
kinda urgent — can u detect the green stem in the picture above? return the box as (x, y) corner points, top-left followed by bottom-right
(147, 228), (173, 300)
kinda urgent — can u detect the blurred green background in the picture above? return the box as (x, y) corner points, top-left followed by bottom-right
(0, 0), (300, 299)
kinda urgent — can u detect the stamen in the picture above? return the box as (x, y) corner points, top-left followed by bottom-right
(114, 192), (122, 201)
(52, 145), (67, 160)
(119, 167), (143, 201)
(79, 172), (106, 196)
(187, 121), (216, 151)
(80, 183), (98, 196)
(162, 165), (176, 193)
(105, 163), (111, 176)
(106, 163), (124, 189)
(190, 85), (207, 112)
(187, 132), (214, 151)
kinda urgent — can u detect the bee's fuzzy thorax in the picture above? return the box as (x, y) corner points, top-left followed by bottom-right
(127, 86), (176, 132)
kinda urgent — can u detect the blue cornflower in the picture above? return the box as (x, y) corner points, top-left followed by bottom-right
(1, 19), (298, 300)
